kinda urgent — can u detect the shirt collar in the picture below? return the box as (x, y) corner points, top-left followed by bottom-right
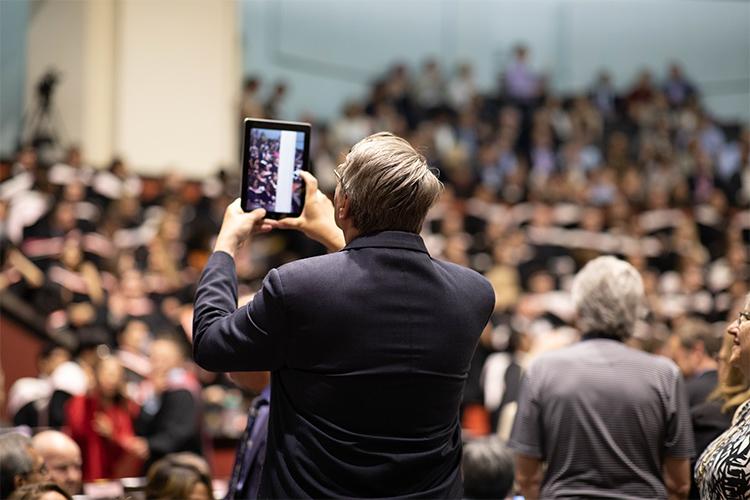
(343, 231), (429, 254)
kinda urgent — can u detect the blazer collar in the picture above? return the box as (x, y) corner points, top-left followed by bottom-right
(343, 231), (429, 254)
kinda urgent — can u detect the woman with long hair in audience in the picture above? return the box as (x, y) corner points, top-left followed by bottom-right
(65, 355), (141, 481)
(695, 294), (750, 498)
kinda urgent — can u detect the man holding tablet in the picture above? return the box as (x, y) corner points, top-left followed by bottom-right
(193, 131), (494, 498)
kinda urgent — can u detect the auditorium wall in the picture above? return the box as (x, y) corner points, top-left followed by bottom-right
(1, 0), (240, 177)
(0, 0), (29, 158)
(115, 0), (241, 177)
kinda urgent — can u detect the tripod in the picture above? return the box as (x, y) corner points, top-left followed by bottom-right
(17, 70), (67, 161)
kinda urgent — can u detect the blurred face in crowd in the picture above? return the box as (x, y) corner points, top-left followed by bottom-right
(667, 335), (698, 378)
(63, 181), (85, 202)
(38, 347), (70, 377)
(159, 214), (182, 242)
(682, 264), (704, 292)
(67, 302), (96, 328)
(95, 357), (124, 399)
(32, 431), (82, 496)
(120, 320), (149, 354)
(729, 298), (750, 379)
(61, 239), (83, 269)
(18, 147), (37, 170)
(53, 202), (76, 232)
(66, 147), (82, 167)
(150, 339), (183, 380)
(121, 270), (145, 299)
(25, 446), (49, 485)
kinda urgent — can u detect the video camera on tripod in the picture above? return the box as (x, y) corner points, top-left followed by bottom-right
(18, 69), (66, 160)
(37, 70), (59, 112)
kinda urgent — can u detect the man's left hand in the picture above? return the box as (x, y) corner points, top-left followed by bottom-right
(214, 199), (272, 258)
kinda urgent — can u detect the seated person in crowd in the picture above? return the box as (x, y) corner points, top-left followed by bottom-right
(0, 433), (48, 498)
(8, 343), (70, 428)
(132, 337), (203, 470)
(65, 356), (139, 481)
(115, 319), (151, 388)
(668, 318), (723, 407)
(48, 337), (100, 429)
(30, 431), (82, 497)
(510, 256), (693, 499)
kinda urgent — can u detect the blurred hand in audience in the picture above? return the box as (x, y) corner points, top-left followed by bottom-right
(268, 171), (345, 251)
(93, 412), (114, 438)
(124, 436), (149, 461)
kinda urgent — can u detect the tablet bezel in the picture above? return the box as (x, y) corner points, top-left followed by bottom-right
(240, 118), (312, 219)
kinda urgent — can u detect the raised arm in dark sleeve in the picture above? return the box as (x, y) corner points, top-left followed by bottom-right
(192, 251), (287, 372)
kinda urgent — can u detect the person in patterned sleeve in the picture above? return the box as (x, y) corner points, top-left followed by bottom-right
(695, 294), (750, 499)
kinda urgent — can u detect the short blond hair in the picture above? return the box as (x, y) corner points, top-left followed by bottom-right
(336, 132), (442, 234)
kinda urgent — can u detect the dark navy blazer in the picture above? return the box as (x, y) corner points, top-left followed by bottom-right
(193, 231), (495, 498)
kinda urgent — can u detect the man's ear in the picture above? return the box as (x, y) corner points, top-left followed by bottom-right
(14, 474), (25, 489)
(339, 194), (352, 221)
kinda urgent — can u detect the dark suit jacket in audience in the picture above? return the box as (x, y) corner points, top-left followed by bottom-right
(193, 231), (495, 498)
(135, 383), (203, 470)
(687, 369), (719, 409)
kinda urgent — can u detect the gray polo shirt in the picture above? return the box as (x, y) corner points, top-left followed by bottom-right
(509, 338), (694, 499)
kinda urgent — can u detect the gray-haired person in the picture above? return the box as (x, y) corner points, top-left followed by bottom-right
(193, 132), (495, 497)
(0, 433), (48, 497)
(509, 256), (694, 499)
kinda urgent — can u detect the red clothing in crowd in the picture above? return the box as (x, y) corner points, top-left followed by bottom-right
(65, 394), (140, 481)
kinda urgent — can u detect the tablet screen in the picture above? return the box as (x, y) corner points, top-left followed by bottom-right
(243, 125), (307, 215)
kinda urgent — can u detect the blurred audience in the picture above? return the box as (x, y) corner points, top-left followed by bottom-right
(30, 431), (82, 496)
(0, 49), (748, 496)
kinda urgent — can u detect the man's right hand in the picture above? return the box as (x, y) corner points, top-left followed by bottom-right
(269, 171), (346, 252)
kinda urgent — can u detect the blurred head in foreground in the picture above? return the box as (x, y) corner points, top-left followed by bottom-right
(145, 454), (214, 500)
(462, 436), (515, 499)
(0, 433), (48, 497)
(31, 431), (82, 496)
